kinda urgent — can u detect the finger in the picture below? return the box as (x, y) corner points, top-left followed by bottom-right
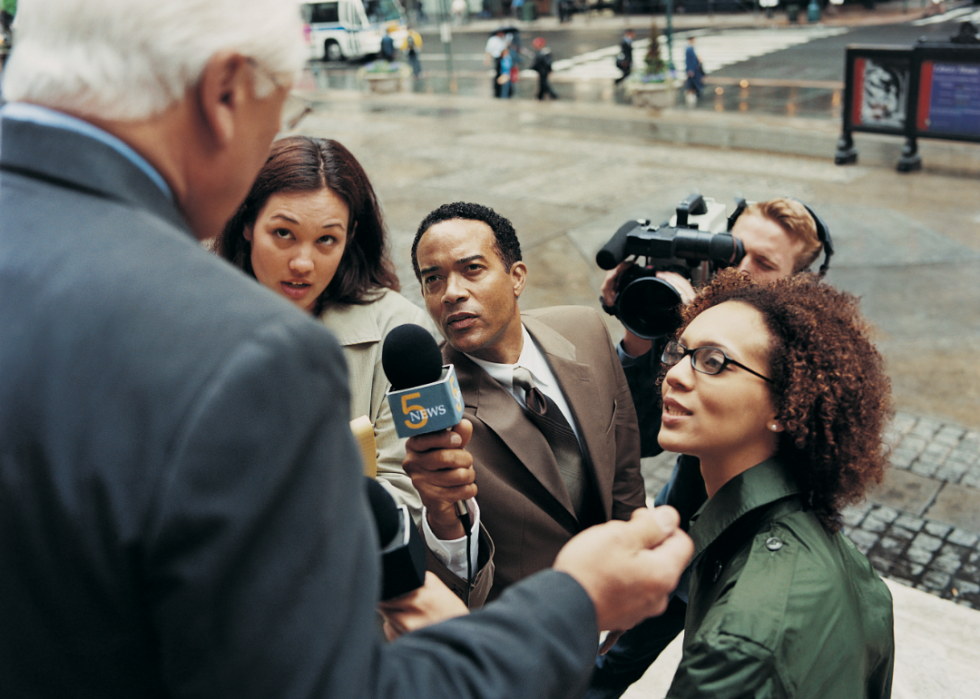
(414, 482), (478, 511)
(403, 446), (473, 475)
(626, 506), (678, 550)
(647, 504), (681, 532)
(404, 461), (475, 486)
(454, 418), (473, 449)
(648, 527), (694, 566)
(406, 428), (464, 454)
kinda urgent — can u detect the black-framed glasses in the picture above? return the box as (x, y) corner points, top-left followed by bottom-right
(662, 340), (771, 383)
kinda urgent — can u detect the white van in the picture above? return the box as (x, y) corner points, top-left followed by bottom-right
(301, 0), (407, 62)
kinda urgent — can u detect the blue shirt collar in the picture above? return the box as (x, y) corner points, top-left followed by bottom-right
(0, 103), (173, 200)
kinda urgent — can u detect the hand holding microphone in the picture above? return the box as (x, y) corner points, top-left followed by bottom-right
(402, 419), (476, 540)
(382, 323), (475, 541)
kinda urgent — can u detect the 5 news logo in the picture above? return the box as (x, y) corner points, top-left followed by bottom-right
(386, 365), (466, 439)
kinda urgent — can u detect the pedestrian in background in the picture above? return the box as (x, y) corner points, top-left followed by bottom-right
(498, 44), (514, 99)
(558, 0), (573, 23)
(404, 30), (423, 79)
(615, 28), (634, 85)
(485, 28), (507, 97)
(380, 25), (396, 62)
(532, 37), (558, 101)
(685, 36), (704, 106)
(451, 0), (468, 25)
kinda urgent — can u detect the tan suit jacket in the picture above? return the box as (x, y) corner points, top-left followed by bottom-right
(432, 305), (646, 604)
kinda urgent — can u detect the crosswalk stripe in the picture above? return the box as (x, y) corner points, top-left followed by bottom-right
(554, 27), (848, 80)
(911, 7), (980, 26)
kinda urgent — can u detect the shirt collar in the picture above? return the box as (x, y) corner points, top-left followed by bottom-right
(465, 325), (546, 388)
(688, 457), (802, 556)
(0, 103), (173, 200)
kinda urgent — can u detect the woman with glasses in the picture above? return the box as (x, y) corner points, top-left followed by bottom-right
(658, 269), (894, 698)
(217, 136), (438, 519)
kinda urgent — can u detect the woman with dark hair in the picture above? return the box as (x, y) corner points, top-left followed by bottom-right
(657, 270), (894, 698)
(218, 136), (437, 518)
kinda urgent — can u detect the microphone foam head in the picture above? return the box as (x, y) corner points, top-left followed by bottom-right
(382, 323), (443, 391)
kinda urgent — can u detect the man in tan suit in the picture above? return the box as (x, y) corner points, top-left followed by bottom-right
(405, 202), (646, 605)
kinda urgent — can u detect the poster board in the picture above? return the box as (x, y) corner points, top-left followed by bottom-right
(843, 46), (912, 136)
(913, 50), (980, 142)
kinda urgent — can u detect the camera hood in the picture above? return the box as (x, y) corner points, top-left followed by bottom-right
(617, 275), (683, 340)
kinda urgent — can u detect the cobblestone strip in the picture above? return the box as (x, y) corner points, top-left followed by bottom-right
(845, 412), (980, 609)
(843, 502), (980, 608)
(885, 413), (980, 489)
(642, 412), (980, 610)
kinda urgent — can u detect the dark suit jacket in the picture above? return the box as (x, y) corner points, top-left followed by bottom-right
(0, 114), (599, 698)
(432, 306), (646, 604)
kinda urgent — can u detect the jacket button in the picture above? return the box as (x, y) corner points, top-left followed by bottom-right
(765, 536), (784, 551)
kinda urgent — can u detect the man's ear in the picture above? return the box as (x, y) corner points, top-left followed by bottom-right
(510, 261), (528, 298)
(195, 51), (251, 148)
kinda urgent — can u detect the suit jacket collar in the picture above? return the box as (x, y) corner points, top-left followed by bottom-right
(0, 114), (190, 237)
(446, 314), (614, 523)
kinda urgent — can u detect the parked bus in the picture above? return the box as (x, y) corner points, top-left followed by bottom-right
(301, 0), (407, 62)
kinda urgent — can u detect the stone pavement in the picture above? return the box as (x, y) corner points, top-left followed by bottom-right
(289, 32), (980, 691)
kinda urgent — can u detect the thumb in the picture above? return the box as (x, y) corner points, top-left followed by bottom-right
(454, 418), (474, 449)
(629, 506), (680, 549)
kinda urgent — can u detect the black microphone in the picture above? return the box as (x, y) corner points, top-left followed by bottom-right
(382, 323), (444, 391)
(365, 477), (427, 600)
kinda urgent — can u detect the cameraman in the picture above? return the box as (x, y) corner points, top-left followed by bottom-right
(588, 197), (825, 699)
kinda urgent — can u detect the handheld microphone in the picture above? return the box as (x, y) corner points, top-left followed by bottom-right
(381, 323), (471, 524)
(365, 477), (427, 600)
(382, 324), (465, 440)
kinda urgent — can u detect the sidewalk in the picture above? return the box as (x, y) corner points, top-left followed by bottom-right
(434, 0), (936, 34)
(291, 49), (979, 694)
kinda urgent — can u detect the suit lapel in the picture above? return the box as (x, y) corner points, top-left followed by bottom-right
(448, 346), (577, 519)
(524, 316), (615, 520)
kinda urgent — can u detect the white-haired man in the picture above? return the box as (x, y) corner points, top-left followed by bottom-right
(0, 1), (692, 697)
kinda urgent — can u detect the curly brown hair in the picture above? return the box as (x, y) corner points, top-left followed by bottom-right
(669, 269), (893, 531)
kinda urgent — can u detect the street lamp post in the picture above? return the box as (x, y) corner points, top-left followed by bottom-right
(665, 0), (674, 71)
(439, 0), (456, 92)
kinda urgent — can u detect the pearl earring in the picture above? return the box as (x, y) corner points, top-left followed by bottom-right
(770, 424), (779, 432)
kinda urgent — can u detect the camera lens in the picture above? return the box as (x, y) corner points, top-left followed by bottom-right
(617, 276), (682, 340)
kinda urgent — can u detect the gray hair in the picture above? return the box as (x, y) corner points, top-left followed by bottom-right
(1, 0), (307, 120)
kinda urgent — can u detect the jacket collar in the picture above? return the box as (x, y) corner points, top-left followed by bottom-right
(688, 457), (802, 556)
(318, 290), (388, 347)
(0, 112), (189, 237)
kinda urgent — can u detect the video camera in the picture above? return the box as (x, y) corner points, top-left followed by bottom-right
(596, 194), (744, 340)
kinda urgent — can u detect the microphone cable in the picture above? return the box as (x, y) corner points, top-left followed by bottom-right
(456, 500), (472, 608)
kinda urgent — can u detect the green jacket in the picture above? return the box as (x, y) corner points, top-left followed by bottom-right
(667, 458), (894, 699)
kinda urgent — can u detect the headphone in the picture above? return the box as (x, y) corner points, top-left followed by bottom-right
(726, 198), (834, 276)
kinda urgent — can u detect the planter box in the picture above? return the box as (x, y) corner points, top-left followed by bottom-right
(364, 74), (403, 94)
(626, 81), (677, 110)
